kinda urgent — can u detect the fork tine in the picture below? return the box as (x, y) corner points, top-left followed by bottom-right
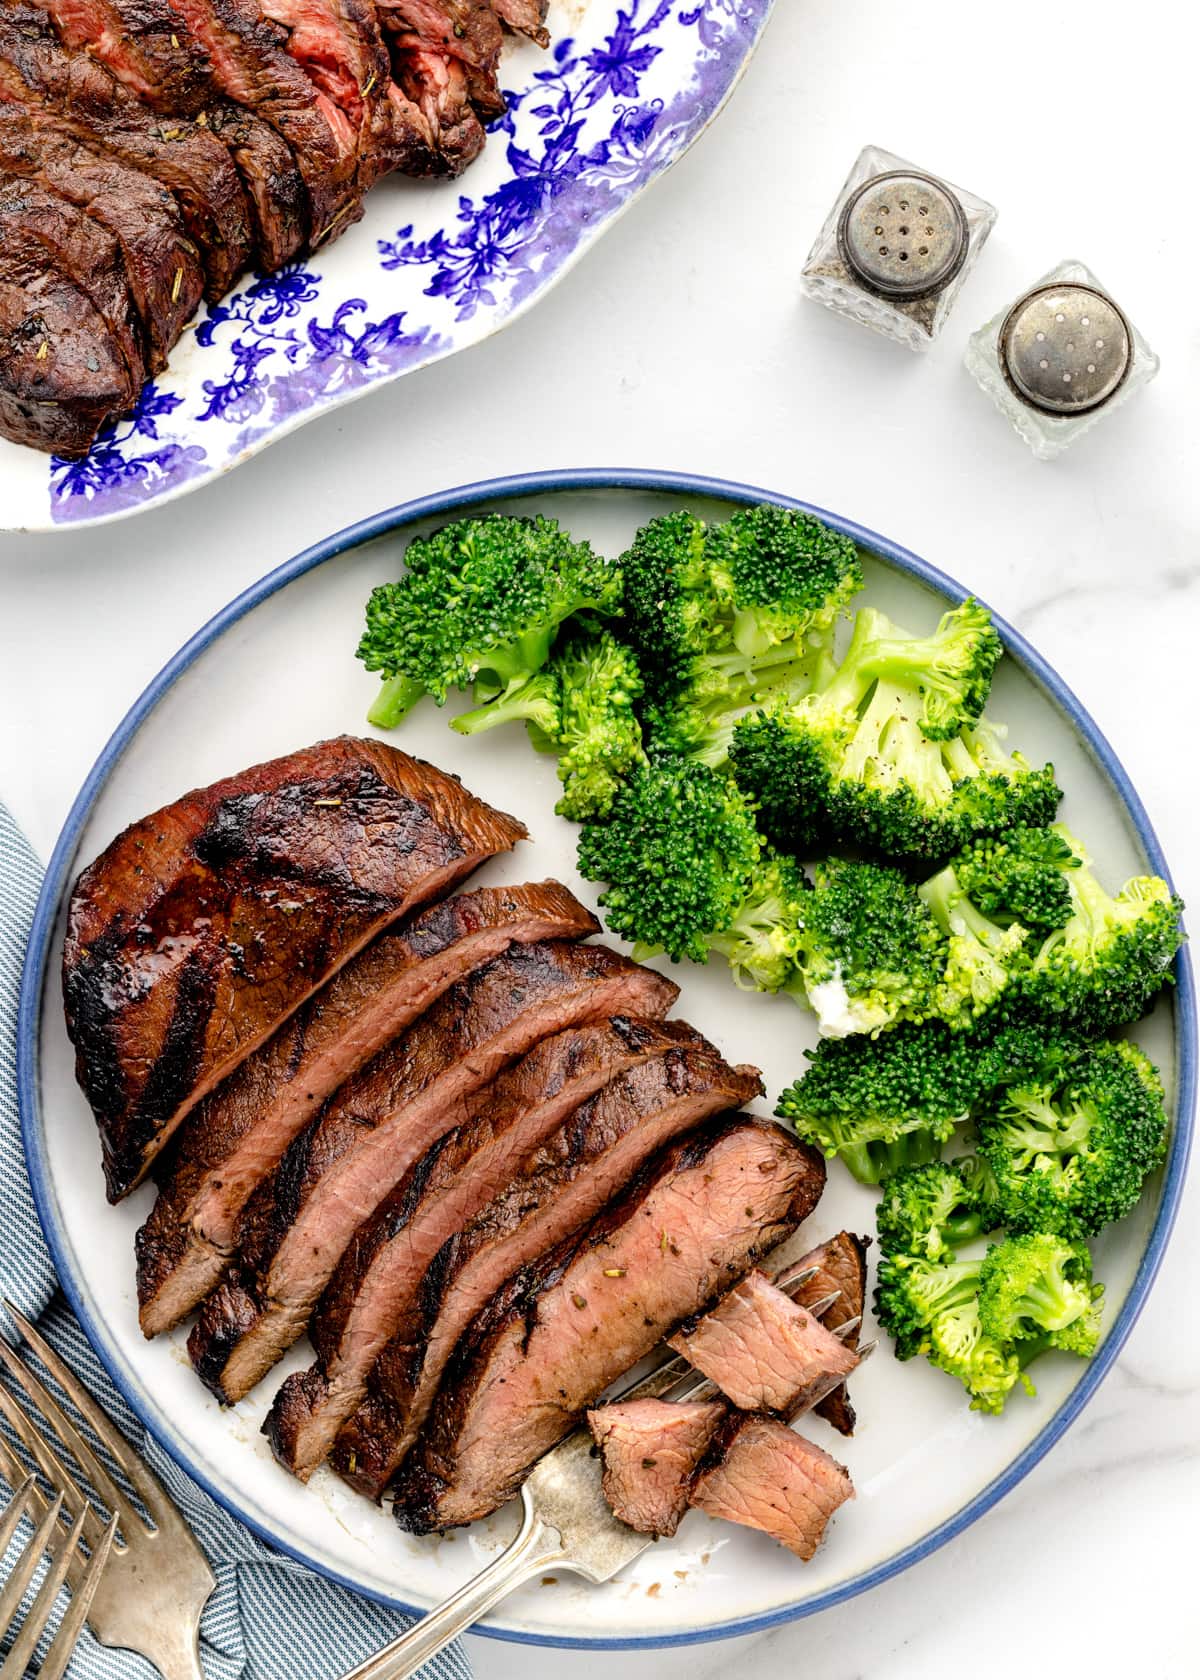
(832, 1313), (863, 1341)
(36, 1513), (118, 1680)
(0, 1502), (90, 1680)
(802, 1289), (842, 1319)
(0, 1446), (90, 1608)
(773, 1261), (820, 1291)
(2, 1307), (155, 1531)
(0, 1379), (112, 1552)
(0, 1475), (36, 1559)
(0, 1490), (63, 1634)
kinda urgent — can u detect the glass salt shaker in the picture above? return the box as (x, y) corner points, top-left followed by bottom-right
(964, 259), (1160, 459)
(800, 144), (998, 352)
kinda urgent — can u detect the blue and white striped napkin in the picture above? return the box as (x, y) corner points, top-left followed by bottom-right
(0, 801), (470, 1680)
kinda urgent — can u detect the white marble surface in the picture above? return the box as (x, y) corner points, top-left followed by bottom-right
(1, 0), (1197, 1672)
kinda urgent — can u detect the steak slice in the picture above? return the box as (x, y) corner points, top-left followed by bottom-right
(271, 1016), (708, 1484)
(376, 0), (504, 123)
(688, 1415), (854, 1561)
(0, 218), (132, 453)
(63, 737), (524, 1200)
(0, 5), (253, 297)
(586, 1399), (726, 1539)
(667, 1269), (858, 1418)
(33, 0), (307, 267)
(159, 0), (359, 243)
(791, 1232), (870, 1436)
(187, 942), (679, 1402)
(321, 1035), (760, 1496)
(0, 113), (204, 374)
(391, 1115), (826, 1534)
(490, 0), (546, 47)
(388, 45), (483, 177)
(137, 880), (596, 1336)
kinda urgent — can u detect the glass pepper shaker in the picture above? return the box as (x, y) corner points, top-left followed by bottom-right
(800, 144), (998, 352)
(964, 259), (1160, 459)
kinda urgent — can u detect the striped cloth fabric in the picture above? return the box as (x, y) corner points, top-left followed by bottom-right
(0, 802), (471, 1680)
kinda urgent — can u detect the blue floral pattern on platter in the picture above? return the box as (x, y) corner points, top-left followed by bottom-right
(27, 0), (772, 528)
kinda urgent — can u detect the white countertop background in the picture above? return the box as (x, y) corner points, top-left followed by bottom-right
(2, 0), (1197, 1672)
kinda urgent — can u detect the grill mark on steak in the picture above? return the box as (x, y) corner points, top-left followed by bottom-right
(587, 1398), (726, 1539)
(326, 1041), (762, 1498)
(32, 0), (309, 267)
(0, 113), (204, 373)
(186, 942), (680, 1403)
(270, 1017), (705, 1483)
(0, 4), (253, 299)
(790, 1231), (870, 1436)
(688, 1413), (854, 1561)
(63, 737), (525, 1200)
(390, 1115), (827, 1534)
(136, 880), (598, 1337)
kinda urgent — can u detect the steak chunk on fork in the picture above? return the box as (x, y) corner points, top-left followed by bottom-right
(790, 1231), (870, 1436)
(689, 1415), (854, 1561)
(587, 1399), (726, 1540)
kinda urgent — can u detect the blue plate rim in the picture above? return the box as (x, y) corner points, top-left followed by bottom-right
(17, 466), (1196, 1650)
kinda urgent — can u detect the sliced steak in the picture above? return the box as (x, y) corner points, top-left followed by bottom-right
(33, 0), (308, 267)
(0, 218), (132, 453)
(159, 0), (359, 243)
(0, 5), (252, 297)
(388, 45), (483, 176)
(63, 737), (524, 1200)
(667, 1269), (858, 1418)
(321, 1035), (760, 1496)
(187, 942), (679, 1402)
(272, 1016), (708, 1483)
(376, 0), (503, 122)
(490, 0), (546, 47)
(391, 1115), (827, 1533)
(689, 1415), (853, 1560)
(0, 114), (204, 374)
(791, 1232), (869, 1436)
(137, 880), (596, 1337)
(587, 1399), (725, 1539)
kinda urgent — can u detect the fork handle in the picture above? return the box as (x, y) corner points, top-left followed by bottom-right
(342, 1490), (566, 1680)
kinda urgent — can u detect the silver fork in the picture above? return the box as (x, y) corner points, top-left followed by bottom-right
(0, 1473), (116, 1680)
(344, 1266), (874, 1680)
(0, 1304), (215, 1680)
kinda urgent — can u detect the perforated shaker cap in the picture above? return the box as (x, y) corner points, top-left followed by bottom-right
(999, 284), (1132, 416)
(837, 171), (969, 301)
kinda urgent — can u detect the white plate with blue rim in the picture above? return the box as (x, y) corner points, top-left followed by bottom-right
(0, 5), (774, 534)
(18, 470), (1195, 1648)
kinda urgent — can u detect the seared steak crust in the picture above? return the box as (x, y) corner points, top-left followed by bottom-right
(791, 1231), (870, 1436)
(63, 737), (524, 1199)
(327, 1040), (762, 1498)
(689, 1414), (854, 1560)
(270, 1016), (708, 1482)
(0, 112), (204, 373)
(136, 880), (596, 1336)
(587, 1399), (726, 1539)
(391, 1115), (826, 1534)
(0, 4), (253, 299)
(187, 941), (679, 1402)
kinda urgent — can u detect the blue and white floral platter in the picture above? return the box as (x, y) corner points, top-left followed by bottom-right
(1, 0), (773, 532)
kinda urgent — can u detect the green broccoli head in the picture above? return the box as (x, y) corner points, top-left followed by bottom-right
(976, 1039), (1169, 1239)
(622, 506), (862, 769)
(776, 1018), (1080, 1185)
(1022, 827), (1184, 1032)
(875, 1160), (995, 1261)
(918, 858), (1030, 1029)
(358, 514), (621, 726)
(452, 630), (647, 821)
(978, 1233), (1103, 1357)
(874, 1249), (1027, 1414)
(704, 847), (807, 993)
(793, 857), (945, 1037)
(731, 605), (1062, 865)
(952, 826), (1080, 931)
(576, 760), (762, 964)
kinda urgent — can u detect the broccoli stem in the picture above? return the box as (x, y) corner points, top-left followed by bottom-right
(471, 624), (559, 701)
(450, 674), (558, 740)
(841, 1129), (945, 1185)
(368, 672), (428, 729)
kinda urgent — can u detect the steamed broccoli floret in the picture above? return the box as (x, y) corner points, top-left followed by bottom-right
(976, 1039), (1169, 1238)
(792, 858), (945, 1037)
(451, 630), (646, 820)
(776, 1018), (1079, 1185)
(918, 858), (1029, 1027)
(875, 1252), (1022, 1411)
(1020, 827), (1184, 1032)
(875, 1161), (995, 1261)
(978, 1233), (1103, 1357)
(953, 826), (1080, 931)
(576, 761), (806, 992)
(621, 506), (862, 767)
(731, 601), (1061, 863)
(357, 514), (621, 727)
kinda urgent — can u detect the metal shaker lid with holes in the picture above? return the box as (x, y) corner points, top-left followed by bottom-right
(999, 285), (1131, 417)
(837, 173), (969, 302)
